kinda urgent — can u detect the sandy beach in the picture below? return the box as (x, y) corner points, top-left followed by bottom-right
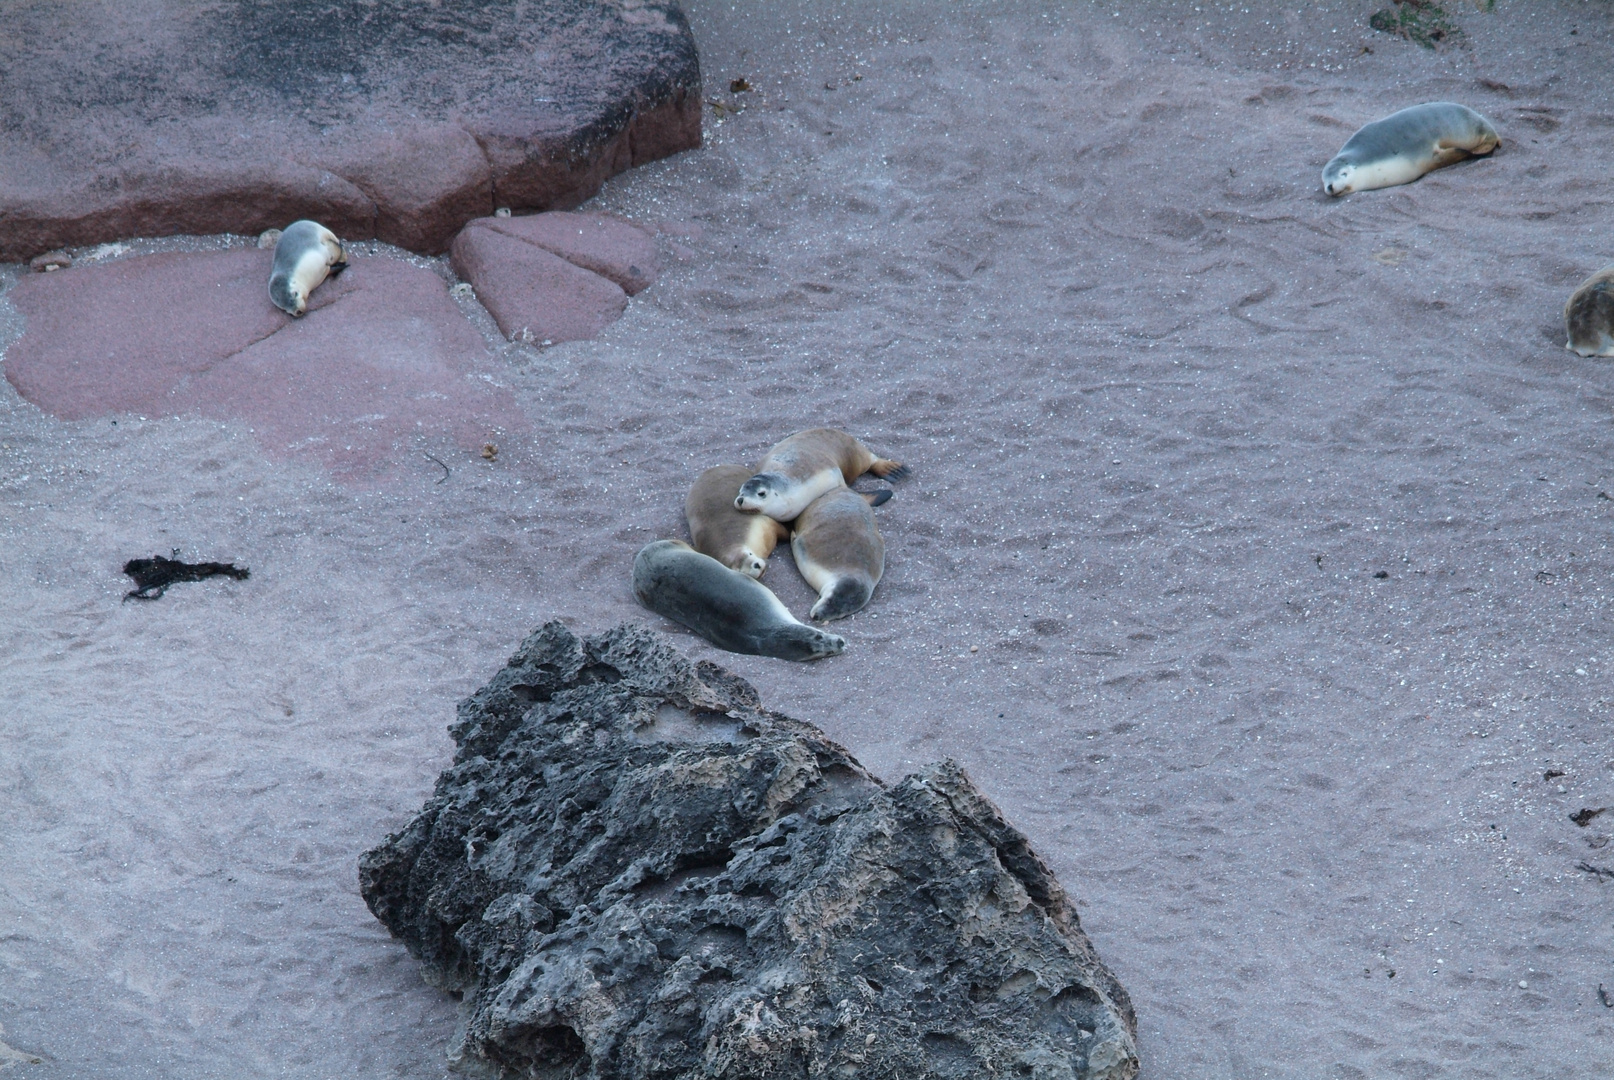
(4, 1), (1614, 1076)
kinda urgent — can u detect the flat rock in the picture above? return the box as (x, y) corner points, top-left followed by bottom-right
(360, 623), (1140, 1080)
(475, 210), (661, 295)
(451, 222), (629, 344)
(0, 1), (702, 260)
(4, 248), (526, 482)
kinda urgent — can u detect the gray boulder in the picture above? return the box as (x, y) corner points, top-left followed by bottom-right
(360, 623), (1139, 1079)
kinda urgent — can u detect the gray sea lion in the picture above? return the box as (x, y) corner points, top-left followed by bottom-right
(633, 540), (845, 661)
(687, 465), (792, 578)
(269, 219), (347, 316)
(1322, 102), (1499, 196)
(1565, 265), (1614, 358)
(735, 428), (908, 522)
(790, 486), (885, 622)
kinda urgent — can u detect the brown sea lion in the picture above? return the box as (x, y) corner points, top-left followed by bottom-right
(735, 428), (908, 522)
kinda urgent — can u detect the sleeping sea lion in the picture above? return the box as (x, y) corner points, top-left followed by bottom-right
(269, 219), (348, 316)
(1322, 102), (1499, 196)
(1565, 264), (1614, 358)
(632, 540), (845, 661)
(790, 486), (885, 622)
(687, 465), (791, 578)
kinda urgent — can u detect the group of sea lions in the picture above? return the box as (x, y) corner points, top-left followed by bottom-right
(1321, 100), (1614, 356)
(633, 428), (908, 662)
(247, 102), (1612, 668)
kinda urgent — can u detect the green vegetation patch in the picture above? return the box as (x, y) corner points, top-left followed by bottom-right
(1369, 0), (1494, 50)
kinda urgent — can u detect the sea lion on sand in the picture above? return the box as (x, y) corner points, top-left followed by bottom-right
(1565, 265), (1614, 358)
(633, 540), (845, 661)
(269, 220), (348, 316)
(791, 487), (885, 622)
(1322, 102), (1499, 196)
(735, 428), (908, 522)
(687, 465), (791, 578)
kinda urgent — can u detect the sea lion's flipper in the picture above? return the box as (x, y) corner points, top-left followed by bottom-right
(870, 460), (910, 482)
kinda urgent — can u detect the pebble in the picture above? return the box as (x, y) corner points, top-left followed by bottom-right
(28, 250), (71, 272)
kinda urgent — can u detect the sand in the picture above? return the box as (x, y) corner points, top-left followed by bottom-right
(4, 1), (1614, 1076)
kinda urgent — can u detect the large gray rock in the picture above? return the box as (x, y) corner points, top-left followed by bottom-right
(0, 0), (702, 260)
(359, 623), (1139, 1080)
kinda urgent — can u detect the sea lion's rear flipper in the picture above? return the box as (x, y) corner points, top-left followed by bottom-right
(869, 460), (910, 482)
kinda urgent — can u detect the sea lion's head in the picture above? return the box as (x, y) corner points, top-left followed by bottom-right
(734, 472), (790, 517)
(269, 274), (307, 317)
(1321, 154), (1358, 197)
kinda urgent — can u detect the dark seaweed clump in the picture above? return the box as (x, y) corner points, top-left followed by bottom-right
(123, 553), (250, 600)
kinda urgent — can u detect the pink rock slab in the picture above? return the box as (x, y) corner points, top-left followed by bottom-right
(450, 221), (629, 345)
(475, 211), (660, 295)
(4, 249), (526, 482)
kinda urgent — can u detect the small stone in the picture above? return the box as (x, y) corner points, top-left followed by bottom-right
(481, 443), (498, 461)
(28, 250), (71, 272)
(494, 207), (512, 218)
(256, 229), (282, 249)
(1519, 980), (1529, 989)
(970, 644), (979, 652)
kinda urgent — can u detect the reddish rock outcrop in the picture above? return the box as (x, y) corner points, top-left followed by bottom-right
(0, 0), (702, 260)
(5, 249), (526, 482)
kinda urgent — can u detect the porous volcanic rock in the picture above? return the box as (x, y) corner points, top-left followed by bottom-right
(359, 623), (1139, 1080)
(4, 248), (526, 481)
(0, 0), (702, 260)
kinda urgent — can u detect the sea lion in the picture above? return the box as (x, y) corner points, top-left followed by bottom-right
(735, 428), (908, 522)
(687, 465), (792, 578)
(1322, 102), (1499, 196)
(633, 540), (846, 661)
(790, 486), (885, 622)
(1565, 265), (1614, 358)
(269, 219), (348, 316)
